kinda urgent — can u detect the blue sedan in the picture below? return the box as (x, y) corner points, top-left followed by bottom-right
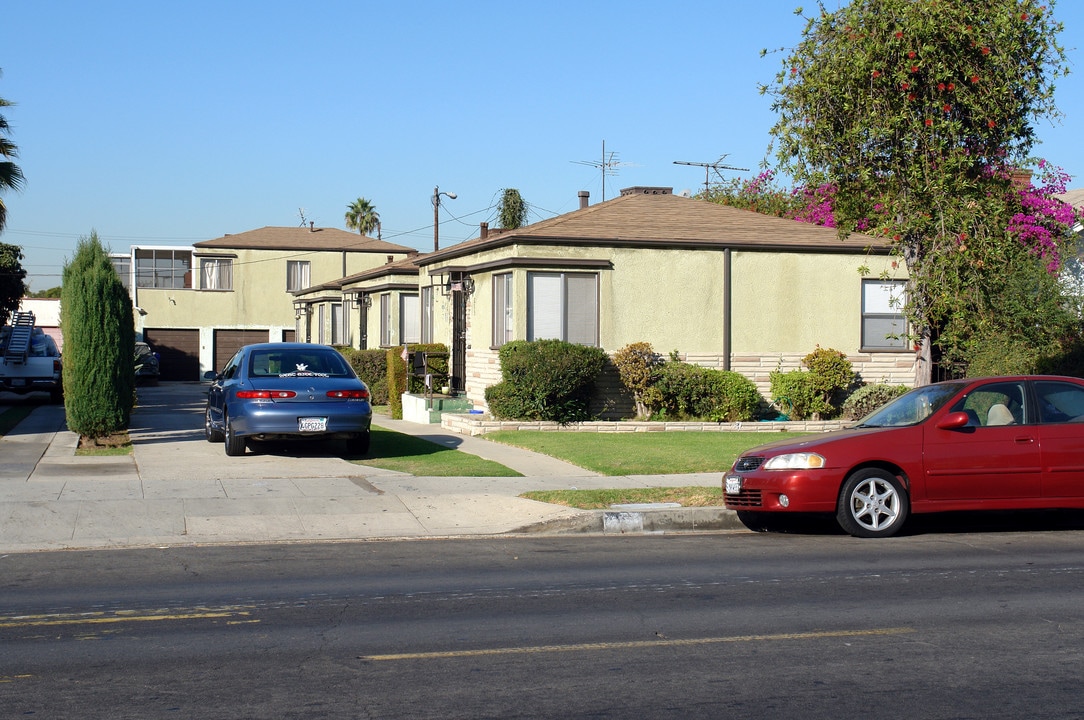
(204, 343), (373, 457)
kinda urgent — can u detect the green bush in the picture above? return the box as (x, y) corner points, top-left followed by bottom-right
(653, 362), (760, 422)
(380, 343), (450, 418)
(60, 232), (135, 439)
(405, 343), (449, 394)
(803, 346), (856, 409)
(841, 383), (910, 420)
(485, 340), (607, 423)
(769, 369), (826, 420)
(612, 342), (663, 418)
(339, 348), (389, 405)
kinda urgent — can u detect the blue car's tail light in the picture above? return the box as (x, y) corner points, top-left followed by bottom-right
(327, 389), (370, 399)
(237, 390), (297, 399)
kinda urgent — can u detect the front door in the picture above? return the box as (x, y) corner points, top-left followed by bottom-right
(451, 282), (467, 393)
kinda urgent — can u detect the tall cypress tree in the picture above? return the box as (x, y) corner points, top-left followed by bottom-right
(60, 231), (135, 440)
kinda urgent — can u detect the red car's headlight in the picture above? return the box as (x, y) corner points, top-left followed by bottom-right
(763, 452), (826, 470)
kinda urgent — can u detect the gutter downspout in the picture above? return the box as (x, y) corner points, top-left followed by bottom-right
(723, 248), (731, 371)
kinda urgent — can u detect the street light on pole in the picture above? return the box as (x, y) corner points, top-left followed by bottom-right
(433, 185), (457, 252)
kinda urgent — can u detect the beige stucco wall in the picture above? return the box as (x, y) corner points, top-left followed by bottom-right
(730, 250), (904, 352)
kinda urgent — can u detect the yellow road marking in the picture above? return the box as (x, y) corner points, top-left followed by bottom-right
(361, 627), (914, 662)
(0, 607), (255, 629)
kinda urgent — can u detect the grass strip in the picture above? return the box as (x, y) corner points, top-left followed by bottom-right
(485, 430), (809, 476)
(521, 486), (725, 510)
(353, 425), (522, 477)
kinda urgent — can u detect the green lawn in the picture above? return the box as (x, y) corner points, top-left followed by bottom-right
(353, 426), (523, 477)
(484, 430), (809, 476)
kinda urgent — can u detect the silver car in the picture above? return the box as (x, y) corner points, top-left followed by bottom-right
(204, 342), (372, 457)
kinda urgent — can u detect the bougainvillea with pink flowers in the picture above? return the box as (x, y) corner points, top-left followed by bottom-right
(753, 0), (1076, 381)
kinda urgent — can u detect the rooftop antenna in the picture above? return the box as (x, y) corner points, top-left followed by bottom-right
(297, 208), (309, 227)
(573, 140), (628, 201)
(673, 156), (750, 193)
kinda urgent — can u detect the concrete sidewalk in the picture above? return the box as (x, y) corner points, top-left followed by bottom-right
(0, 384), (739, 553)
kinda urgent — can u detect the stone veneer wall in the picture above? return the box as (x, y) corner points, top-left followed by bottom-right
(442, 414), (847, 437)
(462, 348), (916, 419)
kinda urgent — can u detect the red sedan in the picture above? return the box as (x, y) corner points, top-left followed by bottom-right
(724, 375), (1084, 537)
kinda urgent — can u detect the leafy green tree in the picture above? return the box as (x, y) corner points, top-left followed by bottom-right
(345, 197), (380, 238)
(0, 69), (24, 235)
(30, 285), (62, 298)
(497, 188), (529, 229)
(763, 0), (1072, 383)
(0, 241), (27, 323)
(60, 232), (135, 441)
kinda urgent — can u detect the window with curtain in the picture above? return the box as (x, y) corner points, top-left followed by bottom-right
(421, 287), (434, 343)
(861, 279), (907, 350)
(200, 258), (233, 291)
(492, 273), (513, 347)
(400, 294), (420, 344)
(286, 260), (311, 292)
(527, 272), (598, 346)
(380, 293), (392, 346)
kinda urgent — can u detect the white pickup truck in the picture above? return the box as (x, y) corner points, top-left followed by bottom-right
(0, 311), (63, 403)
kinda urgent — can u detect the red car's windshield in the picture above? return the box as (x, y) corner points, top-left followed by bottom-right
(856, 381), (967, 428)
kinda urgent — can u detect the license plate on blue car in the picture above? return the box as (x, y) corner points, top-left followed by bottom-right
(298, 417), (328, 432)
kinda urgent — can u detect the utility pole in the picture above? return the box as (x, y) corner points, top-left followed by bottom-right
(433, 186), (457, 252)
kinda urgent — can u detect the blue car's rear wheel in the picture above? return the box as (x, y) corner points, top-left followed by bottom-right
(224, 412), (246, 456)
(205, 407), (224, 443)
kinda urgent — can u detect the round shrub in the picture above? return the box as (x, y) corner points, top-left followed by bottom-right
(841, 383), (910, 420)
(654, 363), (760, 422)
(486, 340), (608, 423)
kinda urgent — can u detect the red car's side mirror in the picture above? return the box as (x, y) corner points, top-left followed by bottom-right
(937, 411), (973, 430)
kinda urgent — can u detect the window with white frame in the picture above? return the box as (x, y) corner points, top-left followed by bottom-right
(200, 257), (233, 291)
(137, 249), (192, 289)
(400, 294), (420, 344)
(380, 293), (392, 346)
(330, 302), (346, 346)
(493, 273), (513, 347)
(421, 286), (434, 343)
(527, 272), (598, 346)
(286, 260), (310, 292)
(862, 279), (907, 349)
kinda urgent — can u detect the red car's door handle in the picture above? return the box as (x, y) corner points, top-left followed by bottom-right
(1015, 435), (1035, 444)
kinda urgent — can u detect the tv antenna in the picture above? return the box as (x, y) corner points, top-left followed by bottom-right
(673, 156), (750, 192)
(573, 140), (629, 201)
(297, 208), (310, 227)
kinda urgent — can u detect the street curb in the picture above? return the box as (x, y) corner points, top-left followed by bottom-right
(514, 507), (747, 535)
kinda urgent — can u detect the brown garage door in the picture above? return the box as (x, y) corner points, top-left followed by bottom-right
(213, 329), (270, 374)
(143, 328), (200, 381)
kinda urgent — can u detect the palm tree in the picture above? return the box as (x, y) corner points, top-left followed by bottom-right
(0, 70), (26, 235)
(345, 197), (380, 239)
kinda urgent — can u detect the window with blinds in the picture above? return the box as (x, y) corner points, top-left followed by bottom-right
(527, 272), (598, 346)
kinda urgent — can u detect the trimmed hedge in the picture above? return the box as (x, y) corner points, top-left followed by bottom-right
(653, 362), (760, 422)
(485, 340), (607, 423)
(384, 343), (449, 419)
(337, 347), (389, 405)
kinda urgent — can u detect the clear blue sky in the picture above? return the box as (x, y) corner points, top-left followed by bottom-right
(4, 0), (1084, 290)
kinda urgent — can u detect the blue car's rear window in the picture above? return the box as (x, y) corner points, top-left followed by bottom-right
(249, 349), (352, 378)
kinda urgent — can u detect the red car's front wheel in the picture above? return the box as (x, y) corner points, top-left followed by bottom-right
(837, 469), (909, 538)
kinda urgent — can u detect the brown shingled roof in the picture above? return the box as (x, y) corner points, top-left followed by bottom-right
(417, 190), (889, 265)
(194, 226), (415, 254)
